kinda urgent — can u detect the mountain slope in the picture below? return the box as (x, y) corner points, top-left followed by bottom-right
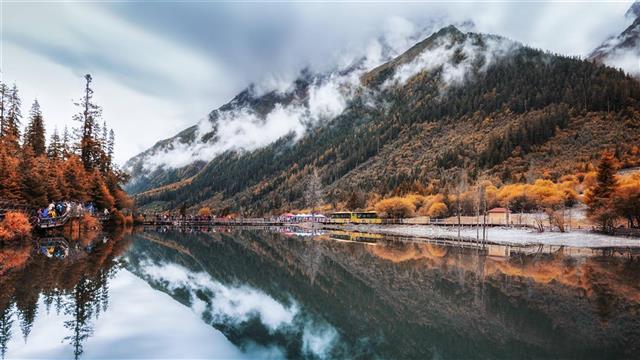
(128, 26), (640, 215)
(589, 1), (640, 78)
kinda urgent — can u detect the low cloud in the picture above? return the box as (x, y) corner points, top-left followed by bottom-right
(133, 17), (449, 173)
(386, 33), (520, 90)
(602, 46), (640, 77)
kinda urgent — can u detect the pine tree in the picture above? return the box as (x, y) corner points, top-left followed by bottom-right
(64, 277), (96, 360)
(46, 158), (65, 202)
(89, 169), (115, 210)
(19, 146), (48, 207)
(2, 84), (22, 154)
(586, 150), (619, 232)
(107, 129), (115, 170)
(101, 121), (108, 152)
(62, 126), (71, 160)
(73, 74), (102, 170)
(48, 127), (62, 160)
(0, 82), (8, 139)
(23, 100), (47, 156)
(0, 146), (22, 202)
(0, 305), (13, 360)
(63, 155), (89, 202)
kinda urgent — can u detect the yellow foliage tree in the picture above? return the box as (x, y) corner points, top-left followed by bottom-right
(427, 202), (448, 218)
(375, 197), (415, 218)
(198, 207), (212, 217)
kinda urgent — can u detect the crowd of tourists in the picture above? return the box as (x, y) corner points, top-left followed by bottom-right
(37, 201), (108, 222)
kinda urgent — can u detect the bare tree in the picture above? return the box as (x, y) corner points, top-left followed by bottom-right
(305, 169), (324, 218)
(455, 169), (469, 239)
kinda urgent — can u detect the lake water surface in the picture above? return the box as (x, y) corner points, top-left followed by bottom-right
(1, 227), (640, 359)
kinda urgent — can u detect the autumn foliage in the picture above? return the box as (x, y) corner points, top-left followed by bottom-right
(375, 197), (415, 218)
(585, 151), (640, 232)
(0, 77), (131, 215)
(0, 212), (32, 242)
(370, 151), (640, 232)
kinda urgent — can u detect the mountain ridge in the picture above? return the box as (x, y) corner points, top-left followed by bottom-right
(126, 25), (640, 215)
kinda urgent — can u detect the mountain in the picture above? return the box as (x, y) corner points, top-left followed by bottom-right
(126, 25), (640, 215)
(627, 1), (640, 18)
(589, 2), (640, 78)
(123, 23), (472, 195)
(123, 73), (315, 194)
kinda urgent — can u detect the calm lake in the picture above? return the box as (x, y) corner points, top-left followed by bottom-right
(1, 227), (640, 359)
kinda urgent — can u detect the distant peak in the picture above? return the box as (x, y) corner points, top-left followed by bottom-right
(626, 1), (640, 19)
(435, 25), (464, 37)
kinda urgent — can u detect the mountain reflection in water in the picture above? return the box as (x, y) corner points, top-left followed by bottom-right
(1, 227), (640, 359)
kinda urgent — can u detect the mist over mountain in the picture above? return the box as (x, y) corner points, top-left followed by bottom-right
(122, 20), (470, 194)
(125, 23), (640, 215)
(590, 1), (640, 78)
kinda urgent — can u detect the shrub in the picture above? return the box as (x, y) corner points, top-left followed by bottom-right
(198, 207), (212, 217)
(427, 202), (449, 218)
(0, 212), (32, 243)
(375, 197), (415, 218)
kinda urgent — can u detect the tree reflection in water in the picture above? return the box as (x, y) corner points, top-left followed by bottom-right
(127, 228), (640, 359)
(0, 229), (131, 359)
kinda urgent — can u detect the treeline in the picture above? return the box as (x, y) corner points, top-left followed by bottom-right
(372, 150), (640, 232)
(0, 75), (131, 212)
(478, 104), (569, 168)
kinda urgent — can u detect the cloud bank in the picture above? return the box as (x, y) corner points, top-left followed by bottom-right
(3, 2), (633, 165)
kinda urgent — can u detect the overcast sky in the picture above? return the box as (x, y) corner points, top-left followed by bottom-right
(1, 1), (635, 165)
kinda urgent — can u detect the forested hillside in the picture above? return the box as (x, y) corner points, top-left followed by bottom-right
(129, 26), (640, 215)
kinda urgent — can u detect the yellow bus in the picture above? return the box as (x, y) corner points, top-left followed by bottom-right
(328, 230), (384, 242)
(330, 211), (382, 224)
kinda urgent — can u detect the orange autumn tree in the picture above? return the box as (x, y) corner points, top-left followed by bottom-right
(375, 197), (415, 218)
(612, 173), (640, 228)
(585, 151), (619, 232)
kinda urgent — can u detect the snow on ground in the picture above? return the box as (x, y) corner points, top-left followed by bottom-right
(333, 224), (640, 248)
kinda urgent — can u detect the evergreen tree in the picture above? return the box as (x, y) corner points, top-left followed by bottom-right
(64, 277), (96, 360)
(89, 169), (115, 210)
(62, 126), (71, 160)
(63, 156), (89, 202)
(23, 100), (46, 156)
(2, 84), (22, 154)
(101, 121), (108, 153)
(46, 158), (65, 202)
(48, 127), (63, 160)
(107, 129), (115, 170)
(0, 82), (8, 139)
(19, 146), (48, 207)
(73, 74), (102, 170)
(586, 151), (619, 232)
(0, 305), (13, 360)
(0, 146), (22, 202)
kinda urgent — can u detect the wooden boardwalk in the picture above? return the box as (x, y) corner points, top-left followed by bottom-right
(36, 212), (111, 229)
(142, 218), (286, 226)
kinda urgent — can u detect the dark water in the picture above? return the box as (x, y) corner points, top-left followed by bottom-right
(1, 227), (640, 359)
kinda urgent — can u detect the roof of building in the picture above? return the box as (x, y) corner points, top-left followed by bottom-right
(488, 207), (510, 213)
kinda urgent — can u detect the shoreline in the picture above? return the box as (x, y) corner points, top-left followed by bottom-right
(321, 223), (640, 248)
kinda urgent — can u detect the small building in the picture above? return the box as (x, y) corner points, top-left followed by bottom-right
(487, 207), (510, 225)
